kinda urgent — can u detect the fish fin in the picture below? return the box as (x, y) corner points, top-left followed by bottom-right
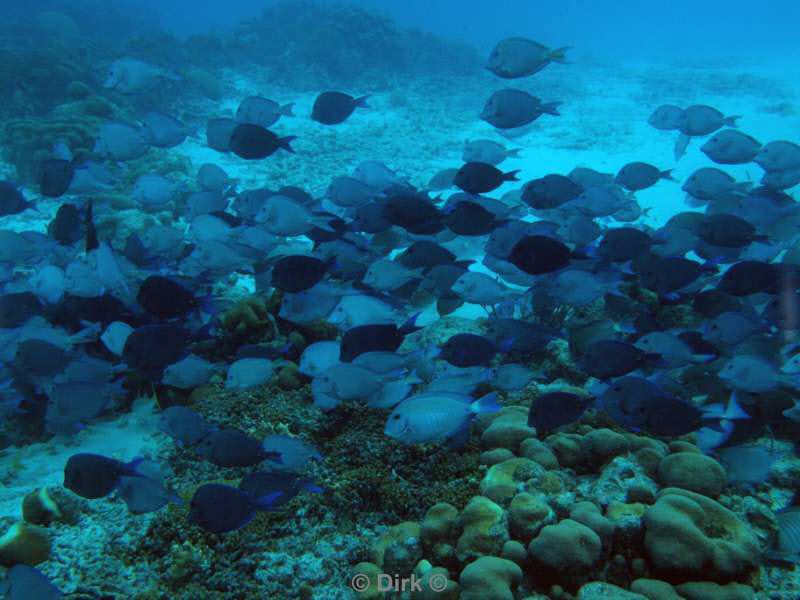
(255, 491), (284, 511)
(398, 312), (422, 335)
(471, 391), (501, 415)
(674, 134), (690, 160)
(546, 46), (571, 63)
(278, 135), (296, 154)
(539, 101), (561, 116)
(445, 425), (471, 450)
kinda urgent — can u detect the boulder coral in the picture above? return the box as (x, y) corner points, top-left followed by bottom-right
(643, 488), (760, 581)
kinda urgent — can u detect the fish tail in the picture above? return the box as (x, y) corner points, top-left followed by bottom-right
(471, 391), (501, 415)
(723, 115), (741, 127)
(278, 135), (297, 154)
(540, 101), (562, 116)
(506, 148), (522, 158)
(354, 95), (370, 108)
(280, 102), (295, 117)
(547, 47), (571, 63)
(659, 169), (676, 181)
(503, 169), (521, 182)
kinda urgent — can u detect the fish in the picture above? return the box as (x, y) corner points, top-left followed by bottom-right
(225, 357), (280, 390)
(481, 89), (561, 129)
(522, 174), (583, 210)
(767, 506), (800, 563)
(507, 235), (572, 275)
(700, 129), (762, 164)
(311, 92), (369, 125)
(206, 117), (238, 152)
(195, 429), (282, 468)
(579, 339), (663, 379)
(754, 140), (800, 173)
(647, 104), (685, 131)
(0, 181), (33, 216)
(1, 565), (62, 600)
(682, 167), (750, 201)
(189, 483), (282, 533)
(462, 139), (520, 165)
(93, 123), (149, 161)
(39, 158), (74, 198)
(260, 435), (322, 471)
(270, 255), (334, 293)
(162, 355), (222, 390)
(614, 162), (674, 192)
(235, 96), (294, 128)
(454, 162), (519, 194)
(527, 391), (594, 435)
(63, 453), (146, 499)
(103, 57), (180, 93)
(437, 333), (512, 367)
(238, 471), (322, 508)
(157, 405), (214, 445)
(385, 391), (501, 445)
(339, 315), (421, 362)
(229, 124), (296, 159)
(485, 37), (569, 78)
(137, 275), (208, 319)
(676, 104), (739, 136)
(141, 111), (193, 148)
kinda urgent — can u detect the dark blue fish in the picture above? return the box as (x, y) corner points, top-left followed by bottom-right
(63, 453), (145, 499)
(0, 181), (33, 215)
(339, 314), (421, 362)
(311, 92), (369, 125)
(438, 333), (512, 367)
(157, 406), (214, 446)
(527, 391), (594, 435)
(238, 471), (322, 508)
(229, 124), (295, 159)
(39, 158), (74, 198)
(195, 429), (282, 468)
(1, 565), (62, 600)
(596, 376), (706, 436)
(189, 483), (282, 533)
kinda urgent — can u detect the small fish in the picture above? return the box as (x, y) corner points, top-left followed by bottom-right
(195, 429), (282, 468)
(238, 471), (322, 508)
(260, 435), (322, 471)
(385, 391), (501, 445)
(311, 91), (369, 125)
(64, 453), (146, 499)
(189, 483), (282, 533)
(225, 357), (280, 390)
(1, 565), (62, 600)
(453, 162), (519, 194)
(614, 162), (674, 192)
(481, 89), (561, 129)
(229, 124), (295, 159)
(486, 37), (569, 78)
(157, 406), (214, 445)
(235, 96), (294, 128)
(528, 391), (594, 435)
(104, 57), (179, 94)
(701, 129), (761, 164)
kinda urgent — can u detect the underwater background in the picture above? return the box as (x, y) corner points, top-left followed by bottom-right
(1, 0), (800, 598)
